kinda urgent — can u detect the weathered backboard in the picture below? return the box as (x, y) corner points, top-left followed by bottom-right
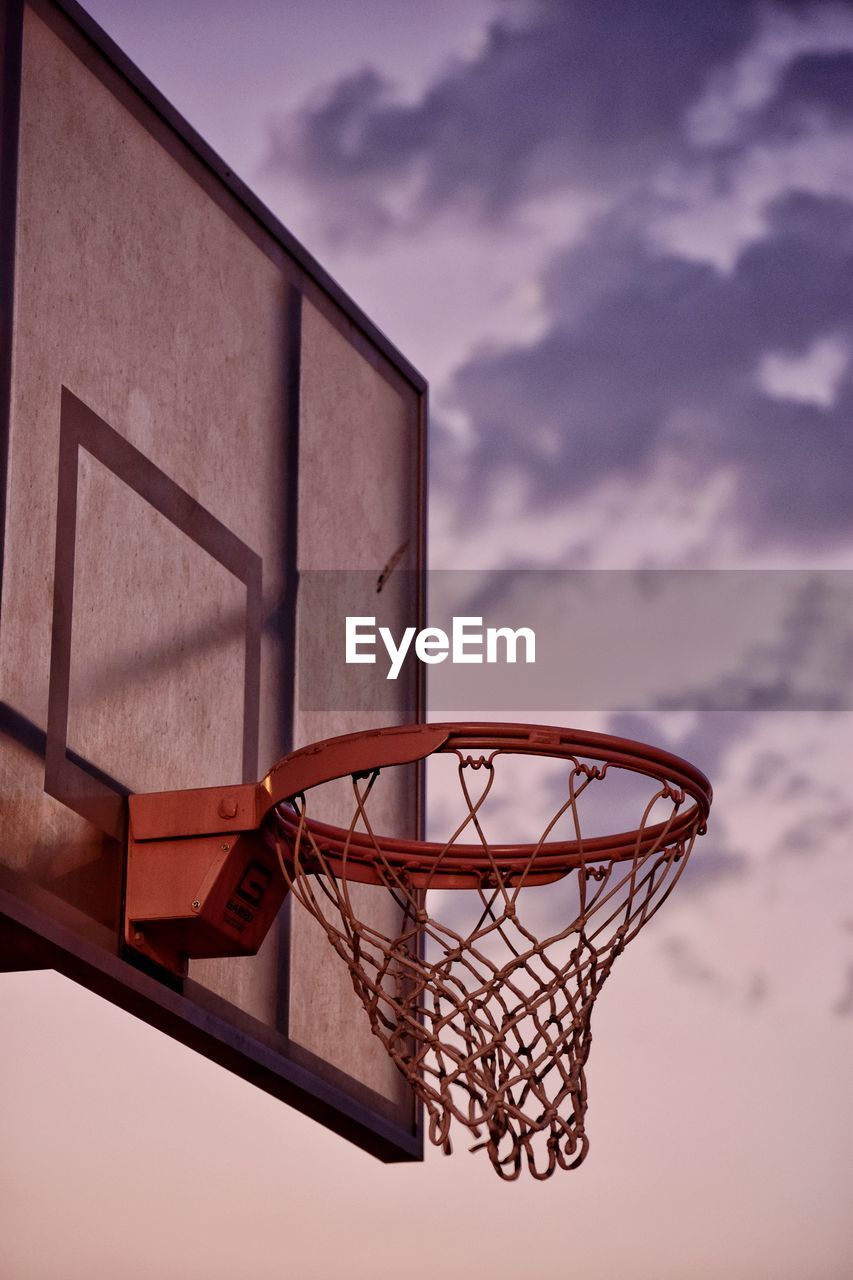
(0, 0), (426, 1160)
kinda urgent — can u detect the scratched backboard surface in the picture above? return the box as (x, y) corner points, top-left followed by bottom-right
(0, 0), (425, 1158)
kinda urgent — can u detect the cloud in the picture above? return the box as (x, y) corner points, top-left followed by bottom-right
(775, 806), (853, 858)
(658, 571), (853, 712)
(832, 963), (853, 1016)
(447, 190), (853, 546)
(763, 49), (853, 134)
(267, 1), (851, 237)
(272, 0), (853, 555)
(757, 333), (849, 407)
(267, 0), (763, 234)
(602, 711), (752, 900)
(659, 936), (774, 1006)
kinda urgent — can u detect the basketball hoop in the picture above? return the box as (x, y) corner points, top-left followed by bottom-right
(263, 723), (712, 1180)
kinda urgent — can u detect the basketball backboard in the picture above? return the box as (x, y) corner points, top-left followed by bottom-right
(0, 0), (426, 1161)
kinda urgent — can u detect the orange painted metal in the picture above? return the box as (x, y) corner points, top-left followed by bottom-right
(125, 795), (285, 975)
(123, 726), (451, 973)
(129, 782), (263, 841)
(263, 722), (711, 886)
(260, 723), (449, 809)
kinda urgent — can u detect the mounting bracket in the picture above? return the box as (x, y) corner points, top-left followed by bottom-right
(123, 725), (447, 976)
(125, 782), (286, 976)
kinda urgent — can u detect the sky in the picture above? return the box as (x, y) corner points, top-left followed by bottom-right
(2, 2), (853, 1277)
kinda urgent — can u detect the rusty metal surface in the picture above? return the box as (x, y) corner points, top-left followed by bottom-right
(266, 722), (712, 1179)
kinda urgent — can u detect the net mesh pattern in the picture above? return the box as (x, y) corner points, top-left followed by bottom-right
(267, 748), (705, 1180)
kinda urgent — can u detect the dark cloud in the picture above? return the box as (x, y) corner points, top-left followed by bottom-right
(676, 843), (750, 892)
(604, 711), (751, 895)
(763, 50), (853, 135)
(660, 935), (729, 990)
(660, 936), (771, 1004)
(606, 711), (743, 783)
(747, 750), (792, 789)
(702, 45), (853, 159)
(268, 0), (761, 229)
(449, 191), (853, 545)
(746, 972), (769, 1005)
(776, 806), (853, 857)
(833, 963), (853, 1016)
(657, 572), (853, 711)
(267, 0), (845, 235)
(273, 0), (853, 549)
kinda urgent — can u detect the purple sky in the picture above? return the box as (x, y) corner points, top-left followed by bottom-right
(2, 3), (852, 1277)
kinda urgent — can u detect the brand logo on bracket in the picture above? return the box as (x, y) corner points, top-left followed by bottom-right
(224, 859), (274, 934)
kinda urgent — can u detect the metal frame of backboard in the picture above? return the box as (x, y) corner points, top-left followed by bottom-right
(0, 0), (427, 1162)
